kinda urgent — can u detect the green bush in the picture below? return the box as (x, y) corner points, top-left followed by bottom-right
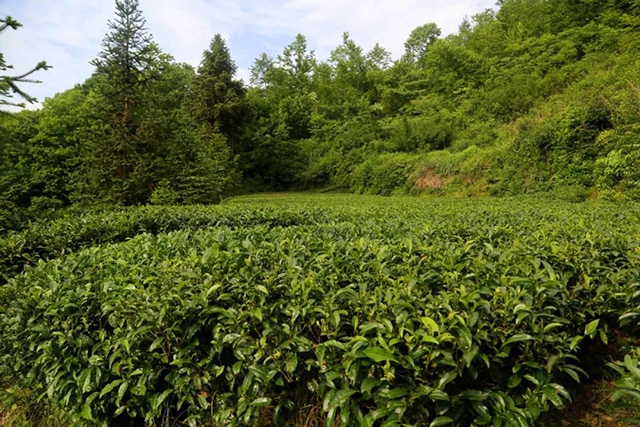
(1, 195), (640, 426)
(351, 153), (419, 195)
(149, 181), (180, 205)
(0, 203), (342, 284)
(594, 127), (640, 199)
(548, 185), (591, 202)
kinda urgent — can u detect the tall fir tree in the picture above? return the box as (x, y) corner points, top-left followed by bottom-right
(90, 0), (156, 123)
(192, 34), (248, 155)
(75, 0), (159, 204)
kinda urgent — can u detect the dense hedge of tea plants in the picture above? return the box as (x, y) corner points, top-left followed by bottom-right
(0, 200), (360, 284)
(1, 194), (640, 426)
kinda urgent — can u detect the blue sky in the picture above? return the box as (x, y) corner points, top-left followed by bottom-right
(2, 0), (497, 109)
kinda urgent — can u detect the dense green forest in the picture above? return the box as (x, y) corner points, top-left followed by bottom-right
(1, 0), (640, 230)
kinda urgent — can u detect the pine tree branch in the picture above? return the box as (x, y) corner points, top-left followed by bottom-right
(5, 79), (37, 103)
(0, 16), (22, 33)
(0, 17), (49, 106)
(8, 61), (51, 81)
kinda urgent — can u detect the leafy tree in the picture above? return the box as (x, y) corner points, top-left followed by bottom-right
(154, 59), (237, 204)
(0, 89), (85, 230)
(0, 16), (51, 108)
(330, 33), (368, 92)
(366, 43), (393, 70)
(4, 0), (640, 214)
(276, 34), (316, 91)
(0, 110), (40, 229)
(250, 52), (274, 88)
(245, 34), (317, 188)
(403, 23), (442, 65)
(241, 0), (640, 197)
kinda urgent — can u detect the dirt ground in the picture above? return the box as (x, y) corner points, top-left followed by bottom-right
(539, 379), (640, 427)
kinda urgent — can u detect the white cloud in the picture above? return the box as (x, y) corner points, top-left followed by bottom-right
(143, 0), (497, 63)
(1, 0), (497, 109)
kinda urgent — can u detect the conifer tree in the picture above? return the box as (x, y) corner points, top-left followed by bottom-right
(192, 34), (248, 154)
(0, 16), (51, 107)
(76, 0), (159, 204)
(91, 0), (157, 123)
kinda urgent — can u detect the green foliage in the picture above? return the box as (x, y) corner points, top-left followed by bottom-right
(1, 194), (640, 425)
(351, 152), (419, 195)
(3, 0), (640, 210)
(245, 34), (317, 188)
(74, 0), (159, 204)
(236, 0), (640, 198)
(69, 12), (235, 206)
(593, 127), (640, 198)
(608, 350), (640, 409)
(0, 89), (87, 231)
(192, 34), (248, 156)
(7, 0), (640, 203)
(3, 1), (640, 424)
(148, 181), (179, 205)
(546, 185), (592, 203)
(612, 283), (640, 411)
(70, 1), (236, 206)
(90, 0), (156, 102)
(403, 23), (442, 65)
(0, 201), (333, 283)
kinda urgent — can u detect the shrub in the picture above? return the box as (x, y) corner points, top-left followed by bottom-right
(1, 195), (640, 425)
(350, 153), (419, 195)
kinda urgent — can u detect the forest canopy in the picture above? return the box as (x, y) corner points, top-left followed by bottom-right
(2, 0), (640, 230)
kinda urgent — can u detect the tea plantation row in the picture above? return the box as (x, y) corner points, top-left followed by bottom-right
(1, 194), (639, 426)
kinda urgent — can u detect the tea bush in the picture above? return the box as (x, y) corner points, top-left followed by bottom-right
(1, 194), (640, 426)
(0, 200), (361, 284)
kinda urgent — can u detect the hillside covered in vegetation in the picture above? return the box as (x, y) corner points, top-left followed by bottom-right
(2, 0), (640, 230)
